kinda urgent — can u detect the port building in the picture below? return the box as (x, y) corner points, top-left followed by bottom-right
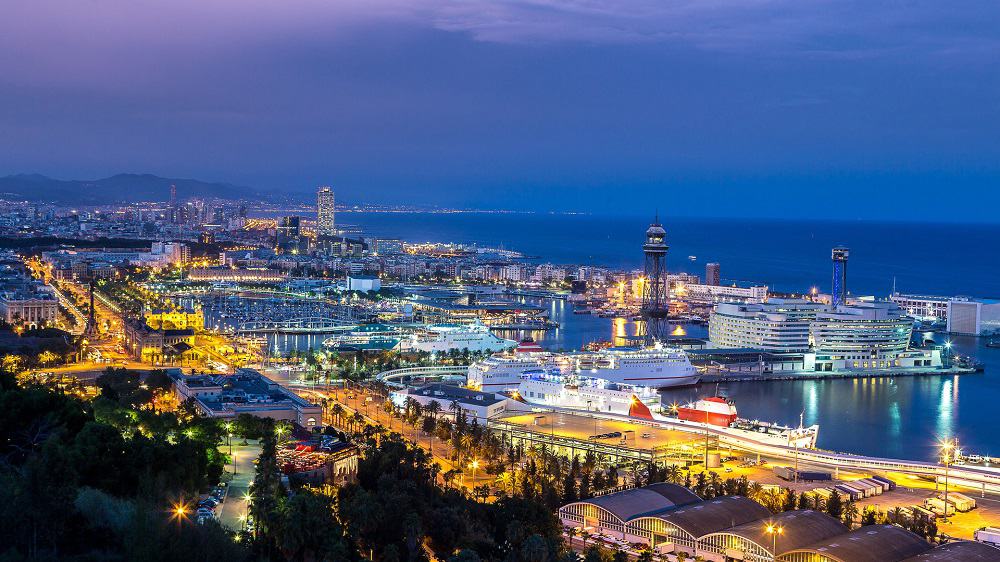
(559, 486), (998, 562)
(706, 300), (942, 374)
(709, 299), (825, 353)
(558, 483), (700, 538)
(778, 524), (931, 562)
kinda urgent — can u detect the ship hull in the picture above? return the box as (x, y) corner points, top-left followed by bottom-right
(677, 408), (737, 427)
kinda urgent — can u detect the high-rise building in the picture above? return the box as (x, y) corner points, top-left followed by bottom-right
(640, 216), (669, 344)
(705, 262), (721, 286)
(317, 186), (336, 236)
(831, 247), (849, 307)
(276, 216), (302, 254)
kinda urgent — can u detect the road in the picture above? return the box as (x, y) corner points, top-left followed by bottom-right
(217, 440), (261, 531)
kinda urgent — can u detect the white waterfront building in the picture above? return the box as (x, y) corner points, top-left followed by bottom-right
(810, 301), (927, 371)
(708, 299), (825, 352)
(707, 299), (942, 373)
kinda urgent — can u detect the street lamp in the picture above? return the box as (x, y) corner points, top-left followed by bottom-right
(940, 438), (957, 522)
(469, 459), (480, 491)
(765, 523), (784, 561)
(224, 422), (234, 455)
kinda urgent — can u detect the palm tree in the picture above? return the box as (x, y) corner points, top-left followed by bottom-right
(496, 471), (514, 495)
(567, 526), (579, 548)
(351, 411), (365, 433)
(843, 501), (859, 528)
(330, 403), (344, 428)
(666, 464), (683, 485)
(448, 399), (463, 421)
(426, 399), (442, 418)
(383, 399), (396, 430)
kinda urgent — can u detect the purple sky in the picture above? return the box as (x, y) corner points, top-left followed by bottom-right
(2, 0), (999, 219)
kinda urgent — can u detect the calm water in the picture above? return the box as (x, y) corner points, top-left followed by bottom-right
(339, 212), (1000, 297)
(257, 212), (1000, 461)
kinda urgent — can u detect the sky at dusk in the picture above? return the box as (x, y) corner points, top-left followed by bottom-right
(2, 0), (999, 220)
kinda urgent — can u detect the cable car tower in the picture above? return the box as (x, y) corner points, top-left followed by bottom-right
(640, 215), (669, 345)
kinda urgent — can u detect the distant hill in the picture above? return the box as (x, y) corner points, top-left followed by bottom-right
(0, 173), (267, 204)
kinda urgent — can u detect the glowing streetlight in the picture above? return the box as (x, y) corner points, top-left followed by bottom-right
(171, 501), (191, 523)
(469, 458), (480, 491)
(939, 437), (958, 522)
(765, 523), (784, 561)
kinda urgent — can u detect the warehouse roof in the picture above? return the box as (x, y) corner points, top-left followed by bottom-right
(710, 510), (847, 554)
(568, 484), (700, 522)
(780, 525), (931, 562)
(652, 496), (772, 538)
(901, 541), (1000, 561)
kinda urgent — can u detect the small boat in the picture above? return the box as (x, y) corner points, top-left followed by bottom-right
(688, 255), (697, 261)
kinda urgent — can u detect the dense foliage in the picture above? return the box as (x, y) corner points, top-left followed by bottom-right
(0, 369), (242, 561)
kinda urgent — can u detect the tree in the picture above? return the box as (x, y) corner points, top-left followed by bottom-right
(842, 501), (859, 528)
(826, 490), (844, 522)
(782, 489), (797, 512)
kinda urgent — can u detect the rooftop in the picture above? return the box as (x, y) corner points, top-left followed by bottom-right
(714, 509), (847, 554)
(572, 484), (700, 522)
(901, 541), (1000, 561)
(781, 525), (931, 562)
(654, 495), (772, 538)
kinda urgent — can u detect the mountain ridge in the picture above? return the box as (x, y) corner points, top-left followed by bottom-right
(0, 173), (271, 204)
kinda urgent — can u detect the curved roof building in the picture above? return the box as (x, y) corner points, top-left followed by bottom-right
(778, 525), (931, 562)
(700, 510), (847, 562)
(626, 495), (772, 553)
(902, 540), (1000, 561)
(558, 483), (700, 535)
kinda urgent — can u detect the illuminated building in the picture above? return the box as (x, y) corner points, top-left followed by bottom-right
(276, 216), (303, 254)
(810, 301), (922, 370)
(831, 246), (849, 308)
(709, 299), (824, 352)
(316, 186), (336, 236)
(187, 267), (286, 282)
(144, 308), (205, 330)
(169, 369), (322, 427)
(705, 262), (720, 286)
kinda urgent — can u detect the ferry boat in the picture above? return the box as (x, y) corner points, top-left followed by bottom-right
(322, 324), (405, 352)
(676, 396), (738, 427)
(400, 322), (517, 353)
(512, 370), (659, 420)
(467, 344), (700, 391)
(324, 322), (517, 353)
(664, 397), (820, 449)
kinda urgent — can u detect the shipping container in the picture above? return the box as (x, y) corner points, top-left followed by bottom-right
(974, 527), (1000, 547)
(798, 470), (833, 482)
(871, 475), (897, 490)
(855, 478), (886, 495)
(834, 485), (863, 501)
(946, 492), (977, 512)
(772, 466), (796, 481)
(924, 497), (955, 516)
(840, 482), (872, 498)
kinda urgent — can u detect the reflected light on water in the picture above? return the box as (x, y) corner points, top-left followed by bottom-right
(936, 378), (954, 438)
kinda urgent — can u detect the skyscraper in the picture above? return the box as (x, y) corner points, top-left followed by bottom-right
(317, 186), (336, 236)
(276, 216), (302, 254)
(705, 262), (721, 286)
(640, 216), (669, 345)
(831, 246), (849, 308)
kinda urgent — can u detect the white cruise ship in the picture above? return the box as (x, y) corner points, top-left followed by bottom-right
(467, 344), (700, 391)
(400, 323), (517, 353)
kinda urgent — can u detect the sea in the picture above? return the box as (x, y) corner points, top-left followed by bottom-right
(265, 211), (1000, 461)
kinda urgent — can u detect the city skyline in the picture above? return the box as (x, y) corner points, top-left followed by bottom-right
(2, 1), (999, 221)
